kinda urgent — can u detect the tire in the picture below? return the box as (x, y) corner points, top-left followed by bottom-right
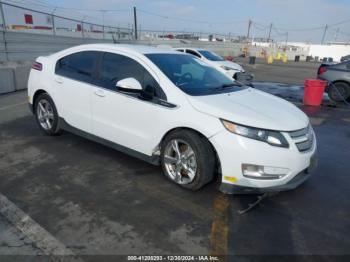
(161, 130), (215, 190)
(34, 93), (62, 136)
(328, 82), (350, 103)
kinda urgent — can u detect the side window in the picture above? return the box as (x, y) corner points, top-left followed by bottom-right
(347, 62), (350, 70)
(186, 49), (201, 58)
(176, 49), (184, 52)
(98, 52), (165, 99)
(55, 51), (99, 82)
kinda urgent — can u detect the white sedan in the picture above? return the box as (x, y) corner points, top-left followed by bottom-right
(28, 44), (317, 193)
(175, 48), (245, 79)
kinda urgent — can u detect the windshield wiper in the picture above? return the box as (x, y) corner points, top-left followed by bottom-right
(222, 82), (242, 88)
(211, 83), (241, 91)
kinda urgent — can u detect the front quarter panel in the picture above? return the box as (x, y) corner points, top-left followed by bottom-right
(148, 92), (225, 155)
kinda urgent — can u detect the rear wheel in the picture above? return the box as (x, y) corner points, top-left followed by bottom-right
(161, 130), (215, 190)
(34, 93), (62, 135)
(328, 82), (350, 102)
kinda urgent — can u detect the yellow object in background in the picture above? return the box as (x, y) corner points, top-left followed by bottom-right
(267, 55), (274, 64)
(276, 52), (282, 60)
(282, 55), (288, 63)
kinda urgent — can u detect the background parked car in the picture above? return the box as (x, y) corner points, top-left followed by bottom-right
(340, 54), (350, 62)
(317, 61), (350, 102)
(174, 48), (253, 86)
(175, 48), (244, 77)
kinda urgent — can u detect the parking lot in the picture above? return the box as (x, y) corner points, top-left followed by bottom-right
(0, 58), (349, 261)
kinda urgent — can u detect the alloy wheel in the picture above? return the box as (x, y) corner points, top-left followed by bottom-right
(163, 139), (197, 184)
(36, 99), (55, 131)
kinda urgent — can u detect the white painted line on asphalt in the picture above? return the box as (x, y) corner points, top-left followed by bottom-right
(0, 102), (27, 111)
(0, 193), (84, 262)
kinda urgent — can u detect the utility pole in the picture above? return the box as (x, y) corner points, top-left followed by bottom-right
(334, 28), (339, 42)
(0, 1), (6, 31)
(285, 31), (289, 47)
(100, 10), (107, 39)
(133, 6), (138, 40)
(268, 23), (273, 42)
(247, 19), (252, 39)
(321, 24), (328, 45)
(81, 16), (86, 38)
(51, 7), (57, 36)
(0, 1), (8, 61)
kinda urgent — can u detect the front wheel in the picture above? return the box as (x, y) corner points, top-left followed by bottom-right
(34, 93), (62, 136)
(161, 130), (215, 190)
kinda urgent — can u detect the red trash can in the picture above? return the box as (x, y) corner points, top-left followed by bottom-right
(303, 79), (327, 106)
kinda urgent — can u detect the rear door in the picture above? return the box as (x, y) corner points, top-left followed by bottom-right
(55, 51), (99, 133)
(91, 52), (167, 155)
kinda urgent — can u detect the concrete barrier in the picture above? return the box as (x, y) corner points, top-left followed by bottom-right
(0, 61), (32, 94)
(14, 65), (31, 91)
(0, 67), (15, 94)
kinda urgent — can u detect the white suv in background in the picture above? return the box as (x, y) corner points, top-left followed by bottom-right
(28, 44), (317, 194)
(175, 48), (245, 79)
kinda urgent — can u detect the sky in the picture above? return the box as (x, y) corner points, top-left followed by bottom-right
(2, 0), (350, 43)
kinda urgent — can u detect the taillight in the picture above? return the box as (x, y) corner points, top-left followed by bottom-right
(318, 66), (327, 75)
(32, 62), (42, 71)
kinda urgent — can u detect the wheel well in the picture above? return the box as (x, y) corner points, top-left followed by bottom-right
(160, 127), (222, 175)
(32, 89), (47, 110)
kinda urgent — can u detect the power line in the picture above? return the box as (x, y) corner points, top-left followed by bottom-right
(2, 0), (350, 42)
(137, 9), (247, 25)
(275, 18), (350, 32)
(251, 22), (269, 31)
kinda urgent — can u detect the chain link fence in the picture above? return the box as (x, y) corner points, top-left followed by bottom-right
(0, 1), (310, 62)
(0, 1), (133, 40)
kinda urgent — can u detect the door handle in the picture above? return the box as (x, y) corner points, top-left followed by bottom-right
(55, 76), (63, 84)
(94, 89), (106, 97)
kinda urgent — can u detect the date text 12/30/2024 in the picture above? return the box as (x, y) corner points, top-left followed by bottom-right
(128, 256), (220, 261)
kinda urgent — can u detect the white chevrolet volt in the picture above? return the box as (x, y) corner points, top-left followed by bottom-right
(28, 44), (317, 194)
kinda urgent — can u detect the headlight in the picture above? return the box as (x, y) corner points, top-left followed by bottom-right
(220, 65), (234, 71)
(220, 65), (242, 72)
(221, 119), (289, 148)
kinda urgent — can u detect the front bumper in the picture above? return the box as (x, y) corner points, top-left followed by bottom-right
(220, 166), (315, 194)
(210, 128), (317, 194)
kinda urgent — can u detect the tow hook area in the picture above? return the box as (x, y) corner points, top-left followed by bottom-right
(237, 192), (279, 214)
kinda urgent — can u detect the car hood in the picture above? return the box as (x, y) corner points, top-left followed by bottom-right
(214, 60), (244, 71)
(187, 88), (309, 131)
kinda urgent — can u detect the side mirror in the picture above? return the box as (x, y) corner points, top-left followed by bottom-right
(116, 78), (142, 92)
(140, 85), (155, 101)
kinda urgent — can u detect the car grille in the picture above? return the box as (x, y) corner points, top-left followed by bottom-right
(288, 124), (314, 152)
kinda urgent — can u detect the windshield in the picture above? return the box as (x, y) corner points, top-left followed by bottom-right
(146, 54), (245, 96)
(197, 50), (224, 61)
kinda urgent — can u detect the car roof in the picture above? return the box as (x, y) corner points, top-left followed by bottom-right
(63, 44), (181, 55)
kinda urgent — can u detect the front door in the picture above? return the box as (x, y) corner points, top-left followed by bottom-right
(91, 52), (166, 156)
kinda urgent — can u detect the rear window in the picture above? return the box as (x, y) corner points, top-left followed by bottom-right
(56, 51), (99, 82)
